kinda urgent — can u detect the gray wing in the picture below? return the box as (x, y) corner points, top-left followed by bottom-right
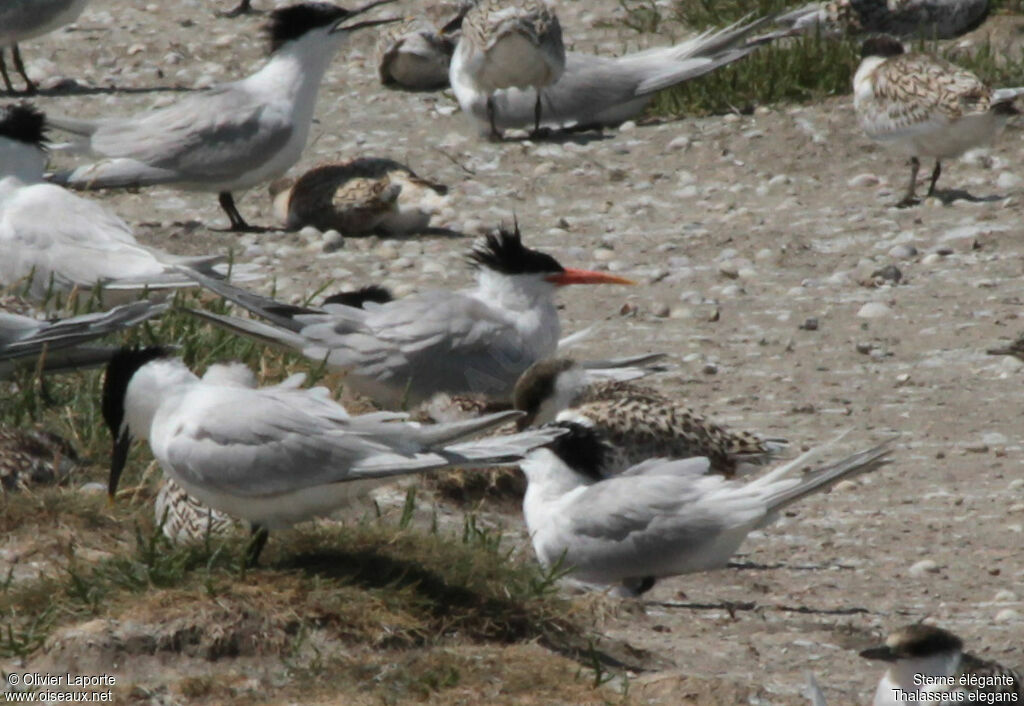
(55, 86), (294, 186)
(300, 291), (542, 399)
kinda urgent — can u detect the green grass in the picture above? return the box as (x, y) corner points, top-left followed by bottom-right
(611, 0), (1024, 118)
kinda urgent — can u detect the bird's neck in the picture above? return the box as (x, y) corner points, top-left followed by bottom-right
(876, 652), (961, 701)
(0, 143), (46, 184)
(124, 359), (197, 442)
(472, 270), (561, 354)
(244, 34), (346, 112)
(521, 450), (590, 514)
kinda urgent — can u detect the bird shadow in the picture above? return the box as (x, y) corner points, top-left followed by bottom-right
(501, 127), (615, 145)
(932, 188), (1005, 205)
(7, 83), (199, 98)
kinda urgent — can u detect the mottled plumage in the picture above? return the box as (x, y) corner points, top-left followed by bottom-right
(513, 359), (786, 478)
(377, 14), (461, 90)
(269, 158), (448, 235)
(853, 36), (1022, 206)
(0, 427), (81, 491)
(451, 0), (565, 137)
(154, 477), (237, 545)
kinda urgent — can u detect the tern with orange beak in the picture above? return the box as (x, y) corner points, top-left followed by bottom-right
(188, 223), (634, 408)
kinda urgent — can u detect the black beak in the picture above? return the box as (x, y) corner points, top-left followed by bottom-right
(859, 646), (898, 662)
(108, 429), (132, 501)
(330, 0), (402, 33)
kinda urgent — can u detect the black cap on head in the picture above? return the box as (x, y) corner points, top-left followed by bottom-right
(859, 625), (964, 662)
(467, 221), (564, 276)
(323, 284), (394, 308)
(101, 346), (172, 438)
(513, 358), (576, 421)
(861, 36), (905, 60)
(544, 422), (608, 481)
(0, 103), (47, 149)
(267, 3), (351, 51)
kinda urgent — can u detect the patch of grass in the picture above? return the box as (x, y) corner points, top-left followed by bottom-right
(672, 0), (794, 28)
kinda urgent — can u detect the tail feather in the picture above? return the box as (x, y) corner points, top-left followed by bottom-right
(46, 159), (180, 190)
(46, 114), (105, 136)
(183, 269), (313, 332)
(763, 438), (895, 514)
(187, 309), (309, 351)
(411, 409), (524, 447)
(992, 86), (1024, 105)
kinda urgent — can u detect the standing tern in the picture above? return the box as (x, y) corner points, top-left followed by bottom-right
(186, 224), (635, 408)
(102, 347), (565, 563)
(0, 103), (258, 303)
(451, 15), (775, 135)
(860, 624), (1021, 705)
(268, 157), (449, 235)
(775, 0), (988, 40)
(512, 357), (786, 477)
(854, 36), (1024, 207)
(44, 2), (401, 232)
(0, 0), (91, 94)
(1, 299), (167, 378)
(520, 425), (893, 595)
(450, 0), (565, 139)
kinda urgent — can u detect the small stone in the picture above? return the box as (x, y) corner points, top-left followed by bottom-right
(908, 559), (940, 576)
(800, 317), (819, 331)
(888, 244), (917, 259)
(856, 342), (874, 355)
(848, 173), (880, 188)
(618, 120), (637, 132)
(996, 172), (1022, 190)
(651, 303), (671, 318)
(702, 363), (718, 375)
(832, 480), (858, 493)
(963, 443), (989, 454)
(871, 265), (902, 284)
(995, 590), (1018, 602)
(79, 482), (106, 495)
(668, 135), (690, 150)
(921, 253), (943, 265)
(719, 261), (740, 279)
(857, 302), (892, 318)
(994, 608), (1020, 623)
(321, 230), (344, 253)
(593, 247), (615, 262)
(374, 244), (399, 260)
(299, 225), (321, 241)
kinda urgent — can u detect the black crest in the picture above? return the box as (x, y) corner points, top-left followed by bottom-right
(267, 3), (351, 51)
(861, 36), (905, 60)
(513, 358), (576, 418)
(546, 422), (608, 481)
(101, 346), (171, 436)
(323, 284), (394, 308)
(860, 625), (963, 662)
(0, 103), (47, 149)
(467, 222), (564, 276)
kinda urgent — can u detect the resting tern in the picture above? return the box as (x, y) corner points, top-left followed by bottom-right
(45, 2), (401, 232)
(0, 299), (167, 378)
(451, 15), (774, 135)
(186, 224), (634, 408)
(0, 0), (91, 94)
(854, 36), (1024, 207)
(268, 157), (449, 235)
(377, 9), (467, 91)
(512, 358), (786, 477)
(102, 347), (565, 563)
(520, 425), (893, 595)
(450, 0), (565, 138)
(0, 104), (257, 303)
(860, 624), (1022, 705)
(775, 0), (988, 39)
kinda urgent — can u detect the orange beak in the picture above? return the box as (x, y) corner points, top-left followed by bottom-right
(546, 268), (635, 286)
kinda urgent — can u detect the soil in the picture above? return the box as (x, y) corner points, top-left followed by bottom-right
(5, 0), (1024, 703)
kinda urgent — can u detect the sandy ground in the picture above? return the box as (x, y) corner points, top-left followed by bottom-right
(4, 0), (1024, 703)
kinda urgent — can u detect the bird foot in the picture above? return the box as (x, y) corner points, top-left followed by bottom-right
(894, 195), (920, 209)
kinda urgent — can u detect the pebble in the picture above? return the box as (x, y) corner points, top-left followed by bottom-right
(871, 265), (902, 284)
(994, 609), (1020, 623)
(800, 317), (818, 331)
(848, 173), (880, 188)
(374, 244), (399, 260)
(702, 363), (718, 375)
(719, 261), (740, 279)
(994, 590), (1018, 602)
(668, 136), (691, 150)
(888, 244), (917, 259)
(651, 303), (671, 318)
(321, 230), (344, 253)
(908, 559), (940, 576)
(299, 225), (321, 241)
(857, 302), (892, 318)
(79, 482), (106, 495)
(996, 172), (1022, 190)
(921, 253), (943, 265)
(593, 248), (615, 262)
(832, 480), (858, 493)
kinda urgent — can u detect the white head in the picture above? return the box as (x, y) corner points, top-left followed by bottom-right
(0, 103), (48, 181)
(860, 624), (964, 691)
(512, 357), (588, 427)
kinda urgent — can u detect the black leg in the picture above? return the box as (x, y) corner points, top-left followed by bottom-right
(219, 0), (253, 17)
(246, 524), (269, 567)
(621, 576), (656, 596)
(486, 95), (501, 141)
(0, 50), (14, 93)
(11, 45), (35, 94)
(926, 160), (942, 197)
(533, 92), (542, 133)
(217, 191), (265, 232)
(896, 156), (920, 208)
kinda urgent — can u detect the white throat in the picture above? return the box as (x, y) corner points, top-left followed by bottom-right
(472, 269), (561, 359)
(123, 359), (198, 442)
